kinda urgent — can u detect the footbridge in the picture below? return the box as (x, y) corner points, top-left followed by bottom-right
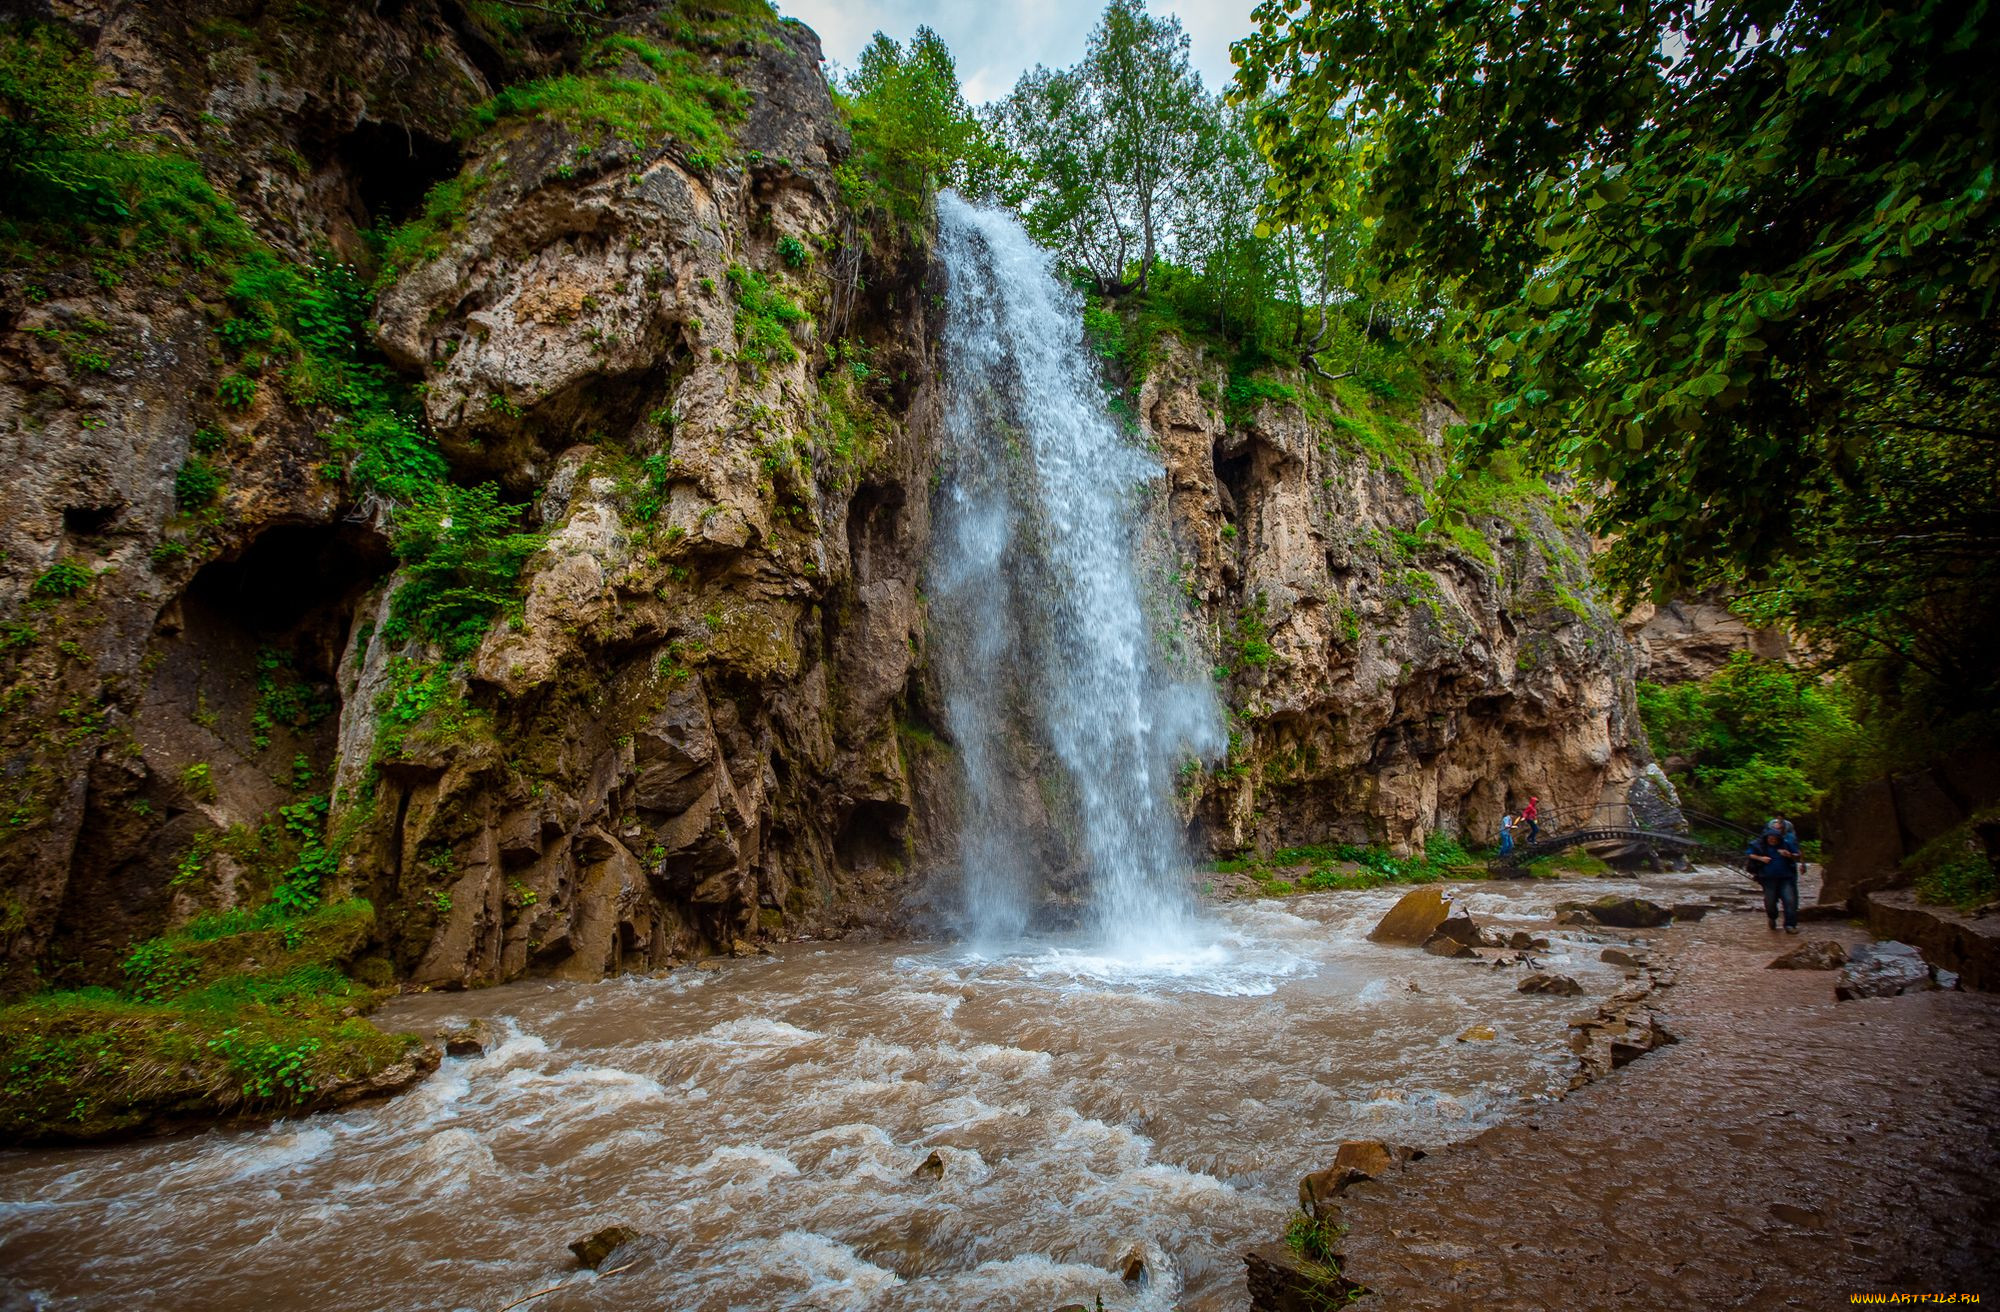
(1488, 803), (1757, 875)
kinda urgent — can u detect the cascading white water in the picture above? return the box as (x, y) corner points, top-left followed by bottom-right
(929, 193), (1224, 956)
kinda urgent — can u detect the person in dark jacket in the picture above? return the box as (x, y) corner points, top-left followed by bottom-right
(1745, 829), (1801, 933)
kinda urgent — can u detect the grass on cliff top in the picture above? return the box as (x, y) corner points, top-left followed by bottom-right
(467, 33), (750, 157)
(375, 17), (760, 282)
(0, 899), (416, 1145)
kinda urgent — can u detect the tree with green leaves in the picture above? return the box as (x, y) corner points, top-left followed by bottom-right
(1235, 0), (2000, 736)
(836, 25), (999, 225)
(994, 0), (1217, 292)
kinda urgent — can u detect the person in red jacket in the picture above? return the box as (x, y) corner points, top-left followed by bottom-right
(1522, 795), (1540, 844)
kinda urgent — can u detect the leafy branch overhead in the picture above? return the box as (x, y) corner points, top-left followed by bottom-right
(1235, 0), (2000, 734)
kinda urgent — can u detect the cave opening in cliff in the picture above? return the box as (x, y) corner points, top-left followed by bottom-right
(1213, 445), (1253, 532)
(184, 522), (391, 656)
(837, 799), (910, 872)
(337, 120), (464, 230)
(167, 521), (395, 767)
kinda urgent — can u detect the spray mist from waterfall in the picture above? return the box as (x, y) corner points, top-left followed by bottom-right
(929, 193), (1225, 960)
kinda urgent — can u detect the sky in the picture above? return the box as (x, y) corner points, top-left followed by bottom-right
(774, 0), (1259, 104)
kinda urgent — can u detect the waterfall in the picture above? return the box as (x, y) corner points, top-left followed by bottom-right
(929, 193), (1224, 956)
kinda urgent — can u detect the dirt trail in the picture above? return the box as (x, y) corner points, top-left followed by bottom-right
(1338, 896), (2000, 1309)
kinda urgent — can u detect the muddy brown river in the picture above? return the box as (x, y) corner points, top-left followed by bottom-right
(1, 873), (1722, 1311)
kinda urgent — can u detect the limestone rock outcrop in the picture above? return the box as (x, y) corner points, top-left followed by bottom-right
(0, 3), (944, 993)
(1622, 593), (1795, 684)
(1137, 336), (1669, 858)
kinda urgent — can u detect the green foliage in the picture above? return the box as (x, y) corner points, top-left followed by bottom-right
(993, 1), (1216, 294)
(1218, 830), (1483, 894)
(206, 1028), (322, 1103)
(1638, 653), (1859, 826)
(1905, 817), (1998, 910)
(180, 761), (216, 803)
(250, 648), (334, 751)
(776, 234), (809, 268)
(1231, 594), (1275, 669)
(173, 457), (222, 510)
(1224, 373), (1297, 424)
(384, 482), (543, 658)
(631, 453), (672, 524)
(0, 900), (404, 1141)
(29, 559), (92, 600)
(465, 31), (748, 158)
(725, 264), (806, 366)
(836, 26), (1001, 226)
(270, 795), (336, 915)
(1237, 0), (2000, 739)
(120, 939), (198, 1003)
(1285, 1209), (1342, 1266)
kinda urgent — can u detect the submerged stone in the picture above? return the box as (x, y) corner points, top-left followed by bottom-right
(570, 1225), (643, 1269)
(1519, 972), (1584, 996)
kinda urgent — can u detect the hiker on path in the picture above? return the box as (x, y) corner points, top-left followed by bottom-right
(1745, 827), (1801, 934)
(1499, 810), (1516, 856)
(1523, 796), (1541, 844)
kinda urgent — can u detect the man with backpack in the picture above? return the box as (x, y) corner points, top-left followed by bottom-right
(1744, 826), (1801, 933)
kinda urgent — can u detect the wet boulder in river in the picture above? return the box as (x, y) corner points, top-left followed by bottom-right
(1422, 931), (1476, 958)
(1600, 947), (1648, 968)
(1563, 896), (1673, 928)
(913, 1150), (945, 1181)
(570, 1225), (643, 1269)
(1368, 887), (1452, 945)
(1768, 940), (1849, 971)
(441, 1021), (488, 1057)
(1519, 972), (1584, 996)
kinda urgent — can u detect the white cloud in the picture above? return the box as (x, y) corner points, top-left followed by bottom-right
(775, 0), (1257, 103)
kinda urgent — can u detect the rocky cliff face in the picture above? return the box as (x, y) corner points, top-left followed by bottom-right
(0, 1), (1665, 999)
(1138, 338), (1667, 855)
(1622, 593), (1796, 685)
(0, 0), (944, 994)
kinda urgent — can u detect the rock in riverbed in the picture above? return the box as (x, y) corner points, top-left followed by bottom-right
(1298, 1140), (1419, 1219)
(1601, 947), (1648, 968)
(1836, 941), (1940, 1000)
(1519, 972), (1584, 996)
(570, 1225), (643, 1269)
(1560, 896), (1674, 928)
(441, 1021), (488, 1057)
(1768, 940), (1849, 971)
(1369, 887), (1452, 945)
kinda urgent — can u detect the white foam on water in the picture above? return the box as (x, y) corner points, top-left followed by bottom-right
(687, 1143), (801, 1185)
(149, 1123), (336, 1193)
(699, 1016), (823, 1046)
(396, 1126), (503, 1196)
(768, 1231), (904, 1307)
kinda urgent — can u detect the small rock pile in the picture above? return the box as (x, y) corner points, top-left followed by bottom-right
(1567, 983), (1679, 1088)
